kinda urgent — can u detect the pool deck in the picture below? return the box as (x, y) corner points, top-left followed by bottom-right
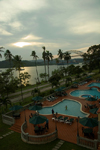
(10, 80), (99, 144)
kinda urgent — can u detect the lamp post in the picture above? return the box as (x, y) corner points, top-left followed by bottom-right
(76, 116), (79, 136)
(24, 108), (26, 122)
(55, 112), (58, 130)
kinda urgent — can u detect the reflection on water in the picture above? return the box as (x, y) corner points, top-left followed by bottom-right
(1, 64), (82, 85)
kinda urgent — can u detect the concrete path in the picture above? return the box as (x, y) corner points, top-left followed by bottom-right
(10, 80), (66, 103)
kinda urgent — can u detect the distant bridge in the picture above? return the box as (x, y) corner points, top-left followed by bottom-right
(64, 50), (84, 57)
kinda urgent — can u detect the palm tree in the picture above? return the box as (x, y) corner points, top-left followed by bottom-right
(0, 96), (12, 109)
(55, 58), (59, 69)
(4, 49), (14, 68)
(4, 49), (14, 81)
(58, 49), (64, 68)
(42, 46), (47, 82)
(13, 55), (24, 101)
(0, 47), (4, 58)
(31, 51), (39, 83)
(63, 52), (71, 66)
(45, 51), (53, 80)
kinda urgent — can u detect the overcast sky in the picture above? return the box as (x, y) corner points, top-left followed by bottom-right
(0, 0), (100, 61)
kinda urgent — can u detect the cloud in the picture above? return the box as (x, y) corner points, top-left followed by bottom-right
(0, 0), (47, 22)
(70, 22), (100, 34)
(8, 21), (23, 30)
(0, 28), (13, 35)
(22, 34), (42, 40)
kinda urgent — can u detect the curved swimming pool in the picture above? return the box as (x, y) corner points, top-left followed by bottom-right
(70, 88), (100, 98)
(39, 99), (88, 117)
(81, 95), (92, 98)
(88, 82), (100, 87)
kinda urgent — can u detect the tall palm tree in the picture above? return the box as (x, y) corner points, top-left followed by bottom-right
(58, 49), (64, 68)
(63, 52), (71, 66)
(55, 58), (59, 69)
(31, 51), (39, 83)
(13, 55), (24, 101)
(0, 47), (4, 58)
(42, 46), (47, 81)
(0, 96), (12, 109)
(4, 49), (13, 68)
(4, 50), (14, 81)
(45, 51), (53, 80)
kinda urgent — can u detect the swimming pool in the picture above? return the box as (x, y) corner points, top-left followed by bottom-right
(88, 82), (100, 87)
(39, 99), (88, 118)
(81, 95), (91, 98)
(70, 88), (100, 98)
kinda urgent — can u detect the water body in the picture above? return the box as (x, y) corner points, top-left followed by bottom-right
(70, 88), (100, 98)
(39, 99), (88, 117)
(0, 63), (82, 85)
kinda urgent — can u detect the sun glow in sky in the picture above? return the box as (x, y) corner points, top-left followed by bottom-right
(13, 42), (32, 47)
(0, 0), (100, 60)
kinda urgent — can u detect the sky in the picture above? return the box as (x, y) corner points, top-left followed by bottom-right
(0, 0), (100, 61)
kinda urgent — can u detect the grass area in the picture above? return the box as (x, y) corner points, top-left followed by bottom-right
(0, 115), (11, 136)
(59, 141), (89, 150)
(0, 132), (90, 150)
(0, 132), (59, 150)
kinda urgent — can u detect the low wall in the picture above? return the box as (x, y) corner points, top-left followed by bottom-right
(77, 136), (98, 150)
(21, 121), (58, 144)
(2, 114), (15, 125)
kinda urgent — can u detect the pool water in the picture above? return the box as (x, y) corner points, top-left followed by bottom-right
(39, 99), (88, 117)
(81, 95), (91, 98)
(70, 88), (100, 98)
(88, 82), (100, 87)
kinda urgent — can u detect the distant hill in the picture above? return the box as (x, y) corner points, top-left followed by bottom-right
(0, 58), (83, 68)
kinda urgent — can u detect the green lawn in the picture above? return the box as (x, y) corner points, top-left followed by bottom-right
(0, 132), (90, 150)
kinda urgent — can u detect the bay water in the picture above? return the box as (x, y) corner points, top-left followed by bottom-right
(0, 63), (82, 85)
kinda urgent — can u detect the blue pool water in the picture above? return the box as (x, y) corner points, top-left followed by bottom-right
(39, 99), (88, 117)
(81, 95), (91, 98)
(70, 88), (100, 98)
(88, 82), (100, 87)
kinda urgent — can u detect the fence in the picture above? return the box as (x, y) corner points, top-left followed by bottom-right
(77, 136), (98, 150)
(21, 121), (58, 144)
(2, 114), (15, 125)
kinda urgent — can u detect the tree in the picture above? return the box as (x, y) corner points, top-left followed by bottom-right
(82, 44), (100, 72)
(0, 96), (12, 109)
(19, 72), (31, 86)
(13, 55), (24, 101)
(40, 73), (48, 82)
(0, 69), (17, 97)
(55, 58), (59, 69)
(4, 50), (14, 68)
(45, 51), (53, 80)
(67, 64), (75, 76)
(31, 88), (40, 97)
(4, 49), (14, 82)
(63, 52), (71, 66)
(49, 74), (61, 88)
(58, 49), (63, 67)
(31, 51), (40, 83)
(0, 47), (4, 58)
(65, 76), (72, 86)
(42, 46), (47, 82)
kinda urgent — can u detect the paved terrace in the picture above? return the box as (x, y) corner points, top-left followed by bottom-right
(10, 80), (99, 144)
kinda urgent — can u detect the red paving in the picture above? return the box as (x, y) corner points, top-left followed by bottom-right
(10, 80), (99, 144)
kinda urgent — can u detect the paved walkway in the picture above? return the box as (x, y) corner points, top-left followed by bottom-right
(9, 80), (66, 103)
(0, 131), (14, 139)
(52, 140), (64, 150)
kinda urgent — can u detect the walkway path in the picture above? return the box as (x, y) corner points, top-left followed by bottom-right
(0, 131), (14, 139)
(9, 80), (66, 103)
(52, 140), (64, 150)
